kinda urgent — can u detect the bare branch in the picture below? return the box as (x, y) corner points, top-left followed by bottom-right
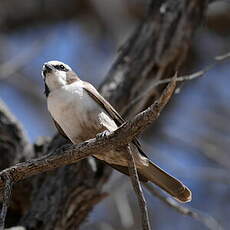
(126, 145), (151, 230)
(215, 52), (230, 61)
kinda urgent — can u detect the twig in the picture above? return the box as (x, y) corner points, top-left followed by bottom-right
(0, 173), (13, 230)
(0, 78), (176, 190)
(122, 51), (230, 114)
(126, 145), (150, 230)
(144, 183), (223, 230)
(215, 52), (230, 61)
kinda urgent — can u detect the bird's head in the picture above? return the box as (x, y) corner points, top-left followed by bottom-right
(42, 60), (79, 96)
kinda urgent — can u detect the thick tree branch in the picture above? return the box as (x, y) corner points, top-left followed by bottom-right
(100, 0), (208, 118)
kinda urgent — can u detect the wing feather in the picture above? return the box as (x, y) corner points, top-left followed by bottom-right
(82, 81), (148, 158)
(52, 118), (69, 140)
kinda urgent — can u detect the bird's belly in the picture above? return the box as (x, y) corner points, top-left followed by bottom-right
(94, 149), (128, 166)
(94, 144), (148, 168)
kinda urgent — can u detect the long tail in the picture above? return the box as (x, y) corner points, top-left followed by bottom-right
(140, 160), (192, 203)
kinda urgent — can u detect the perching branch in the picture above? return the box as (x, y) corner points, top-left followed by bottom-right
(0, 78), (176, 190)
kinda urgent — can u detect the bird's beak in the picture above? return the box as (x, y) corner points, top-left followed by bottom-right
(42, 63), (54, 77)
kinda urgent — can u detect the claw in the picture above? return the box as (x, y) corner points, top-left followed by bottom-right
(96, 130), (110, 140)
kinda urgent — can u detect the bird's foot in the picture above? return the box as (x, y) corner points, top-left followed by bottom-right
(96, 130), (110, 140)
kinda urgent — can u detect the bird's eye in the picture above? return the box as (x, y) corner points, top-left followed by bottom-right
(59, 64), (65, 70)
(54, 64), (67, 71)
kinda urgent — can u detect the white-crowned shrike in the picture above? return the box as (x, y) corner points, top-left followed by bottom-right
(42, 60), (191, 202)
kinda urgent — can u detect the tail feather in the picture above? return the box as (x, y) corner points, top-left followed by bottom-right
(140, 161), (192, 203)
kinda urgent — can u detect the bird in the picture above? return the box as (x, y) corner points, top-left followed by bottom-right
(42, 60), (192, 203)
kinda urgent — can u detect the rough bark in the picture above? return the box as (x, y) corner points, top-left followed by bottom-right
(0, 100), (32, 168)
(100, 0), (208, 117)
(0, 101), (33, 227)
(0, 0), (208, 229)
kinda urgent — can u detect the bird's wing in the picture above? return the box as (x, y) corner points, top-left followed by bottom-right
(82, 82), (124, 125)
(52, 118), (69, 140)
(82, 81), (148, 158)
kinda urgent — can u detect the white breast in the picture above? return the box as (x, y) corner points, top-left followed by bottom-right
(47, 81), (117, 143)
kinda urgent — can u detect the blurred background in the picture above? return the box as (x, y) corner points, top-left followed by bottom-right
(0, 0), (230, 229)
